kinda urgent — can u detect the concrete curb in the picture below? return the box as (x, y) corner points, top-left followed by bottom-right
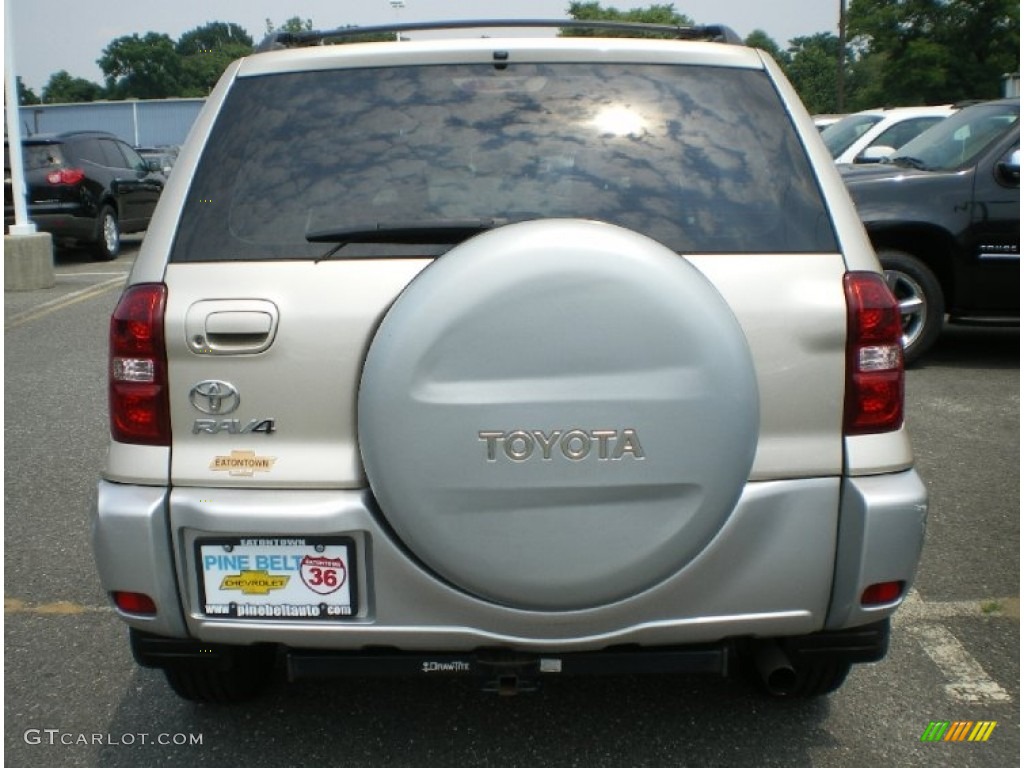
(4, 233), (56, 291)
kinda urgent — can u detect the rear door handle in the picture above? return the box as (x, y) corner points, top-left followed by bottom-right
(185, 300), (279, 355)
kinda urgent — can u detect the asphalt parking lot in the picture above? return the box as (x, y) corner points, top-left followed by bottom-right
(4, 237), (1019, 767)
(3, 235), (141, 329)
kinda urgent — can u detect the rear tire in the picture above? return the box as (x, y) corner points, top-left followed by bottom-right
(740, 647), (852, 698)
(93, 205), (120, 261)
(130, 631), (276, 704)
(777, 658), (852, 698)
(878, 249), (944, 365)
(162, 645), (276, 704)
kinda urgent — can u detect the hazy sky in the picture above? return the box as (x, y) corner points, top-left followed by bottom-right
(8, 1), (839, 93)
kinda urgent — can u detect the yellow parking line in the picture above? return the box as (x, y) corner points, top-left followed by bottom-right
(5, 597), (111, 615)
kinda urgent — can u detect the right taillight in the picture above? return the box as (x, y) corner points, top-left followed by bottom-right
(843, 272), (904, 435)
(109, 284), (170, 445)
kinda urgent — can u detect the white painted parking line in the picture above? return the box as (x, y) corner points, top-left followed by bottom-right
(895, 588), (1017, 623)
(59, 271), (130, 279)
(908, 624), (1012, 704)
(4, 275), (126, 330)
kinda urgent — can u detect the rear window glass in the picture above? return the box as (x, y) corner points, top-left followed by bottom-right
(171, 62), (837, 261)
(16, 144), (67, 171)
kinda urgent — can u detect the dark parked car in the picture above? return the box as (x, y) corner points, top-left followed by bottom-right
(841, 99), (1019, 363)
(136, 146), (178, 175)
(3, 130), (164, 260)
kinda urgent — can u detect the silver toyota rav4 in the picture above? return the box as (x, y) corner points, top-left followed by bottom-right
(94, 21), (928, 703)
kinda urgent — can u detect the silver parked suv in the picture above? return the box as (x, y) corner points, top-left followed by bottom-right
(94, 21), (928, 703)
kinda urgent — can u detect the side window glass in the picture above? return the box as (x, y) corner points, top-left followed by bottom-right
(869, 118), (939, 152)
(74, 139), (106, 167)
(119, 142), (147, 172)
(99, 139), (130, 169)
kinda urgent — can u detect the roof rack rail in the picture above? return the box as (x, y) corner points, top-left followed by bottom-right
(255, 19), (743, 52)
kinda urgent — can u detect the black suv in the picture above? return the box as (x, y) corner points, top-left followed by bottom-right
(3, 130), (164, 260)
(841, 99), (1020, 363)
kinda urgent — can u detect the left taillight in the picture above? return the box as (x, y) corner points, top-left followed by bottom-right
(109, 284), (170, 445)
(843, 272), (904, 435)
(112, 591), (157, 615)
(45, 167), (86, 185)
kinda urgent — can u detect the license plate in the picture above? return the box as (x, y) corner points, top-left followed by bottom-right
(196, 536), (357, 620)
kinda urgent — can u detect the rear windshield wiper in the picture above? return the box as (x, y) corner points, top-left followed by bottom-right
(308, 219), (510, 262)
(306, 218), (510, 244)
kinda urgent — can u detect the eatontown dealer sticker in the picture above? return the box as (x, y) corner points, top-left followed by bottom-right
(209, 450), (277, 477)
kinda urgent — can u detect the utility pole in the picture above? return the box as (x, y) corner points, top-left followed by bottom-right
(837, 0), (847, 112)
(4, 0), (55, 290)
(390, 1), (405, 41)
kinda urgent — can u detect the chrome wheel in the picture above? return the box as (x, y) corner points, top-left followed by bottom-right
(877, 248), (944, 365)
(102, 211), (119, 254)
(884, 267), (927, 350)
(93, 205), (120, 261)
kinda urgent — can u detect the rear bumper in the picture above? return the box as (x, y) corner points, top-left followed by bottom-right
(827, 471), (929, 629)
(130, 619), (891, 692)
(16, 210), (97, 242)
(93, 470), (926, 650)
(131, 631), (730, 692)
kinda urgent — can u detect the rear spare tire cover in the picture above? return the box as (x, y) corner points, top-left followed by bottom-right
(359, 220), (758, 610)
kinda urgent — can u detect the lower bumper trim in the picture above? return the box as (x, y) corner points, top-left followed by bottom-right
(130, 621), (890, 695)
(286, 644), (730, 690)
(778, 618), (889, 663)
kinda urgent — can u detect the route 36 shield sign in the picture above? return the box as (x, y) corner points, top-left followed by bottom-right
(300, 555), (347, 595)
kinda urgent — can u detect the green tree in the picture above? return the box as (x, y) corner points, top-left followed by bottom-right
(41, 70), (105, 103)
(16, 76), (40, 105)
(745, 29), (791, 68)
(177, 22), (254, 95)
(786, 33), (845, 114)
(845, 50), (889, 109)
(98, 32), (186, 99)
(847, 0), (1019, 103)
(266, 16), (314, 35)
(177, 21), (252, 55)
(563, 2), (693, 35)
(941, 0), (1020, 98)
(263, 17), (396, 45)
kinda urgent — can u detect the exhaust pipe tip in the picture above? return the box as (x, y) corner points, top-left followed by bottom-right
(754, 641), (797, 695)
